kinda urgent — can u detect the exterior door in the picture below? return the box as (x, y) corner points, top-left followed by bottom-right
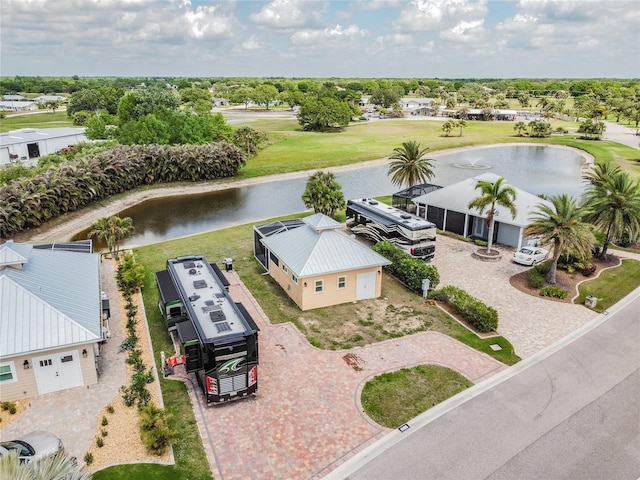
(356, 271), (377, 300)
(473, 217), (486, 238)
(33, 350), (83, 395)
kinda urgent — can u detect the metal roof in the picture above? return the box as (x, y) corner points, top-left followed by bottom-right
(0, 242), (101, 358)
(260, 215), (391, 278)
(412, 173), (553, 228)
(0, 128), (87, 147)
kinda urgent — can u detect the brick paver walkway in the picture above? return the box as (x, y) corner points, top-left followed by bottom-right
(170, 271), (506, 480)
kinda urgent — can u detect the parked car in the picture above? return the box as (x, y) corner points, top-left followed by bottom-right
(513, 247), (549, 266)
(0, 431), (64, 463)
(359, 115), (369, 121)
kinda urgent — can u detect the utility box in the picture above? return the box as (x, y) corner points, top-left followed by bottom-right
(223, 258), (234, 272)
(585, 294), (598, 309)
(422, 278), (431, 298)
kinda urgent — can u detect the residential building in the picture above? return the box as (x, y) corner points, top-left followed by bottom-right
(0, 241), (104, 401)
(254, 214), (391, 311)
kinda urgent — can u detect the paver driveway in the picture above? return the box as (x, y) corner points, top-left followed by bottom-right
(171, 271), (507, 480)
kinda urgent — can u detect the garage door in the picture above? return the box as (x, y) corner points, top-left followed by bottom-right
(356, 271), (377, 300)
(33, 350), (83, 395)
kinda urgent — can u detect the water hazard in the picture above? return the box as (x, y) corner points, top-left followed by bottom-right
(75, 144), (588, 247)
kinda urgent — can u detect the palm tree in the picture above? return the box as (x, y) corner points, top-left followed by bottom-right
(89, 215), (134, 258)
(0, 449), (92, 480)
(514, 121), (528, 136)
(301, 170), (346, 218)
(441, 121), (454, 137)
(468, 177), (518, 254)
(582, 164), (640, 258)
(387, 141), (436, 189)
(457, 120), (467, 137)
(525, 194), (596, 284)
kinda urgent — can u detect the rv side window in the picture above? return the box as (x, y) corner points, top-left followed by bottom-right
(169, 306), (182, 317)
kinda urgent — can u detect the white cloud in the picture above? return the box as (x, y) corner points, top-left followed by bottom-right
(290, 24), (368, 46)
(393, 0), (488, 32)
(250, 0), (327, 29)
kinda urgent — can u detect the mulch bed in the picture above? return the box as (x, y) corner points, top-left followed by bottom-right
(509, 255), (621, 303)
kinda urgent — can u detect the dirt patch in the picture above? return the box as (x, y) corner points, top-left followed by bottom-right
(342, 353), (366, 371)
(509, 255), (621, 303)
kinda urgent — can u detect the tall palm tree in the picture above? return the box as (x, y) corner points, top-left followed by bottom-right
(468, 177), (517, 254)
(582, 164), (640, 258)
(525, 194), (596, 285)
(387, 141), (436, 189)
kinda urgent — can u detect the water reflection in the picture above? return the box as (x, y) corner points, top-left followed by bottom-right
(76, 144), (587, 248)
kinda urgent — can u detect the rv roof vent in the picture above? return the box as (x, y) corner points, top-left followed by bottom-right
(189, 294), (200, 302)
(368, 200), (378, 205)
(193, 280), (207, 289)
(401, 214), (411, 219)
(183, 261), (196, 269)
(188, 268), (197, 275)
(204, 300), (215, 306)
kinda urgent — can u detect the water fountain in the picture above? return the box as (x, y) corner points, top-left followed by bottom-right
(454, 157), (491, 169)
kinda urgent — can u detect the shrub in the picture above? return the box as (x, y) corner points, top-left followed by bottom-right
(106, 404), (115, 414)
(101, 416), (109, 426)
(527, 270), (545, 289)
(101, 429), (108, 437)
(96, 436), (104, 448)
(430, 285), (498, 332)
(533, 260), (553, 276)
(1, 401), (16, 412)
(373, 241), (440, 293)
(84, 452), (94, 465)
(540, 285), (569, 299)
(8, 406), (16, 415)
(474, 239), (488, 247)
(139, 403), (178, 455)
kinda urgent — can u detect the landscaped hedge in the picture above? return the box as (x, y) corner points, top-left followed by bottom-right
(429, 285), (498, 333)
(0, 142), (246, 238)
(373, 240), (440, 293)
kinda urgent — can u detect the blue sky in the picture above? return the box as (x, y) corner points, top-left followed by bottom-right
(1, 0), (638, 78)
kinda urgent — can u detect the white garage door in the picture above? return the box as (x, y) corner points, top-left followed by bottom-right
(33, 350), (83, 395)
(356, 271), (377, 300)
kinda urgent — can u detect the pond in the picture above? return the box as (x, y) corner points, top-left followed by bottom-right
(75, 144), (588, 247)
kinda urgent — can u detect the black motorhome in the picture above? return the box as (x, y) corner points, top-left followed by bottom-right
(155, 255), (259, 404)
(346, 198), (437, 260)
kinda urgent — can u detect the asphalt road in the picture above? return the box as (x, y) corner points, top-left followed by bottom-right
(326, 289), (640, 480)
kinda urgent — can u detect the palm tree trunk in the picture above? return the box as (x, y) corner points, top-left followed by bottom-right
(486, 219), (495, 253)
(547, 239), (562, 285)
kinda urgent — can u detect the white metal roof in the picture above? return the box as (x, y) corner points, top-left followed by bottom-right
(302, 212), (342, 231)
(0, 242), (101, 358)
(412, 173), (553, 228)
(0, 128), (87, 147)
(260, 215), (391, 277)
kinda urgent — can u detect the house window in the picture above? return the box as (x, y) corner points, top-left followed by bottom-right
(292, 274), (298, 284)
(314, 280), (324, 293)
(337, 276), (347, 290)
(269, 252), (279, 267)
(283, 264), (288, 273)
(0, 363), (17, 383)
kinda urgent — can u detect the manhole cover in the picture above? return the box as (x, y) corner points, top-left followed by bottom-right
(489, 344), (502, 351)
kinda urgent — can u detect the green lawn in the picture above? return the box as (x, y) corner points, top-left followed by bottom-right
(576, 258), (640, 312)
(237, 117), (640, 179)
(0, 111), (74, 132)
(361, 365), (473, 428)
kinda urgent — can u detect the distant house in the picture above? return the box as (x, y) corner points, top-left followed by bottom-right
(401, 98), (436, 111)
(0, 127), (88, 166)
(0, 241), (104, 401)
(412, 173), (552, 250)
(32, 95), (67, 104)
(213, 98), (230, 107)
(2, 95), (27, 101)
(253, 213), (391, 311)
(0, 101), (38, 112)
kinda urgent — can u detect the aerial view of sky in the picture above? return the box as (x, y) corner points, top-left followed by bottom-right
(1, 0), (639, 78)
